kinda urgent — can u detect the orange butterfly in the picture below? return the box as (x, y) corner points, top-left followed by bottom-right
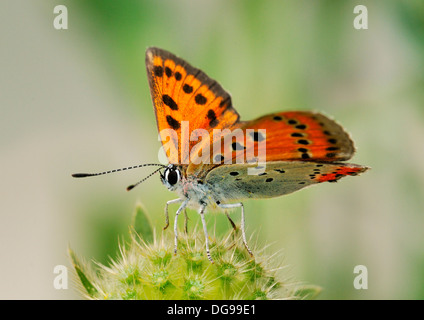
(73, 47), (368, 263)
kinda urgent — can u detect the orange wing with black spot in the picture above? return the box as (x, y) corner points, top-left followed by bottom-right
(145, 47), (239, 165)
(237, 111), (356, 162)
(188, 111), (357, 177)
(192, 111), (366, 184)
(196, 111), (354, 164)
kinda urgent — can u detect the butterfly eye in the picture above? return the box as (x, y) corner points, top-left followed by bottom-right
(165, 167), (181, 186)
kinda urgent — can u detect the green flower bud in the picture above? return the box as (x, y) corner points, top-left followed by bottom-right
(69, 203), (320, 300)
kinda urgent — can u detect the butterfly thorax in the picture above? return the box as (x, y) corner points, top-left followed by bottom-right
(161, 164), (219, 210)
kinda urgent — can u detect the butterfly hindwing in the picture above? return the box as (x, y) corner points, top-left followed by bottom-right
(145, 47), (240, 164)
(242, 111), (355, 161)
(189, 111), (357, 178)
(204, 161), (368, 200)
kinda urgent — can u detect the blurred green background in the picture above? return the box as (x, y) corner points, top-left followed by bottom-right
(1, 0), (424, 299)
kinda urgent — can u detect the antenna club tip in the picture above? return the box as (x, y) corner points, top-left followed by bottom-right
(72, 173), (89, 178)
(127, 185), (135, 191)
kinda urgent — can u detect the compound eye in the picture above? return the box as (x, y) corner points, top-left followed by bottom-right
(165, 168), (180, 185)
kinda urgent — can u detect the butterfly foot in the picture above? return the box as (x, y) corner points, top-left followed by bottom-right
(206, 251), (214, 264)
(244, 243), (254, 258)
(174, 239), (178, 256)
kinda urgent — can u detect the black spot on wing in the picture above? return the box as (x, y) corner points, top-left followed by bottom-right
(166, 115), (180, 130)
(214, 154), (224, 163)
(231, 142), (246, 151)
(195, 94), (207, 105)
(206, 109), (219, 127)
(250, 131), (265, 142)
(162, 94), (178, 110)
(297, 147), (311, 159)
(291, 132), (304, 137)
(153, 65), (163, 77)
(183, 84), (193, 94)
(165, 66), (172, 77)
(297, 139), (310, 145)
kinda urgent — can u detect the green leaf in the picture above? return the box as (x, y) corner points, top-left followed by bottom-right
(293, 285), (322, 300)
(68, 247), (98, 297)
(132, 202), (153, 243)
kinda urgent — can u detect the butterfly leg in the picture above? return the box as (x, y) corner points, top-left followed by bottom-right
(218, 202), (253, 257)
(199, 204), (213, 263)
(184, 208), (189, 234)
(164, 198), (182, 230)
(224, 211), (237, 231)
(174, 199), (189, 255)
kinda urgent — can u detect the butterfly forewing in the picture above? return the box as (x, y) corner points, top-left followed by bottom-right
(205, 161), (368, 200)
(145, 47), (240, 165)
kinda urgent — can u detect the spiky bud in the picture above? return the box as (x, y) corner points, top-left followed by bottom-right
(69, 203), (320, 300)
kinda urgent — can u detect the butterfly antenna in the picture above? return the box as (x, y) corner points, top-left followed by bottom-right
(126, 167), (164, 191)
(72, 163), (166, 178)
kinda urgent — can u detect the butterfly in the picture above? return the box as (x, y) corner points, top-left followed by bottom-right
(73, 47), (368, 263)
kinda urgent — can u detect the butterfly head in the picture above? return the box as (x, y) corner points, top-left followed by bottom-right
(161, 164), (183, 191)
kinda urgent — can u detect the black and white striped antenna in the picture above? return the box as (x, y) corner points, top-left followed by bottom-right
(72, 163), (166, 191)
